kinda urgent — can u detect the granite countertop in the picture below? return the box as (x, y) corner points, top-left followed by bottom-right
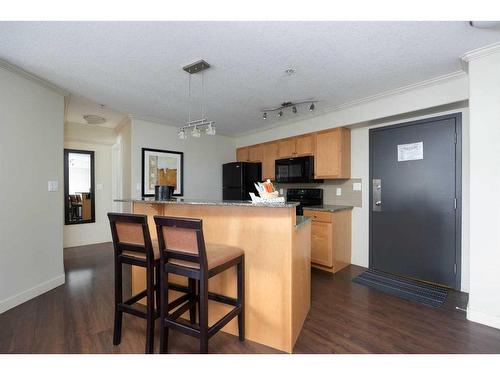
(304, 204), (353, 212)
(295, 215), (311, 229)
(115, 198), (299, 209)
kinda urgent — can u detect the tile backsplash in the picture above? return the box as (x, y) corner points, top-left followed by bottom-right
(276, 178), (363, 207)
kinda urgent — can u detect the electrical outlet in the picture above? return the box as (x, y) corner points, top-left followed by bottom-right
(336, 188), (342, 196)
(96, 183), (103, 191)
(353, 182), (362, 191)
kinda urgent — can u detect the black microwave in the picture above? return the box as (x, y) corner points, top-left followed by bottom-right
(275, 156), (323, 183)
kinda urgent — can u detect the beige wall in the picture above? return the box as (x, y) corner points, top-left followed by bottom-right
(130, 118), (236, 201)
(466, 46), (500, 329)
(0, 66), (65, 313)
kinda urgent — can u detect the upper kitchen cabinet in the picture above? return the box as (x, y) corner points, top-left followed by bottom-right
(236, 147), (249, 162)
(295, 133), (315, 156)
(277, 138), (296, 158)
(262, 142), (279, 180)
(315, 128), (351, 179)
(248, 144), (263, 162)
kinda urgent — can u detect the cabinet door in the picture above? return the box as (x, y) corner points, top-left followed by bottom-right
(248, 144), (263, 162)
(295, 134), (315, 156)
(236, 147), (249, 162)
(262, 142), (278, 180)
(311, 221), (333, 267)
(277, 138), (296, 158)
(315, 129), (340, 177)
(315, 128), (350, 178)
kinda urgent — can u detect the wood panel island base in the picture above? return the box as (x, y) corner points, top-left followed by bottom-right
(126, 199), (311, 353)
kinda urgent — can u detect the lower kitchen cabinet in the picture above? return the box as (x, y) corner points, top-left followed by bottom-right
(303, 208), (352, 273)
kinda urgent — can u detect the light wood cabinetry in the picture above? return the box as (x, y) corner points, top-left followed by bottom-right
(310, 221), (333, 267)
(234, 127), (350, 180)
(303, 208), (352, 273)
(248, 144), (263, 162)
(236, 147), (249, 162)
(262, 142), (278, 180)
(295, 133), (315, 156)
(278, 138), (296, 158)
(315, 128), (351, 179)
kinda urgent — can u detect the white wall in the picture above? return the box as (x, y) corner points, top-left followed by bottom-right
(131, 118), (235, 200)
(63, 139), (113, 248)
(0, 66), (65, 313)
(235, 72), (471, 292)
(466, 47), (500, 329)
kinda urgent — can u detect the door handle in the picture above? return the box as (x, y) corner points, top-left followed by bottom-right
(373, 179), (382, 212)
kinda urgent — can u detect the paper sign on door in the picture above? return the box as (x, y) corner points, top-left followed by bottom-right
(397, 142), (423, 162)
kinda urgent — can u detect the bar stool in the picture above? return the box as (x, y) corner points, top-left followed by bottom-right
(154, 216), (245, 354)
(107, 213), (193, 354)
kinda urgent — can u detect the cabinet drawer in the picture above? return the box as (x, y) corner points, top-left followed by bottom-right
(311, 221), (333, 267)
(303, 209), (332, 223)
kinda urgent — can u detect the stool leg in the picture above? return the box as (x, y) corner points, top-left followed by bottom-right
(188, 278), (197, 324)
(155, 262), (161, 313)
(199, 275), (209, 354)
(113, 258), (123, 346)
(145, 264), (155, 354)
(160, 268), (169, 354)
(237, 257), (245, 341)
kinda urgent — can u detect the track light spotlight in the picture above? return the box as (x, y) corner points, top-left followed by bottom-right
(263, 112), (267, 120)
(278, 110), (283, 117)
(292, 106), (297, 114)
(178, 129), (187, 140)
(309, 103), (315, 111)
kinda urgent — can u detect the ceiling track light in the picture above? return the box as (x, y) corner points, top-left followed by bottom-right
(260, 100), (318, 120)
(178, 59), (216, 140)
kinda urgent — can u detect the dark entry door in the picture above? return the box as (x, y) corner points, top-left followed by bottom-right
(369, 114), (461, 289)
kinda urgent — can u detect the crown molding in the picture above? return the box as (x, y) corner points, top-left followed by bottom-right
(236, 70), (467, 138)
(0, 58), (69, 97)
(462, 42), (500, 63)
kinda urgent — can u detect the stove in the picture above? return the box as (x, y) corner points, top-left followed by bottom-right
(286, 188), (323, 215)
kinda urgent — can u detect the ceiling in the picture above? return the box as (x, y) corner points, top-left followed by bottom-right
(66, 94), (126, 128)
(0, 22), (499, 136)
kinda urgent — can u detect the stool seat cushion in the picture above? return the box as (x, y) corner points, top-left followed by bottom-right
(122, 240), (160, 260)
(170, 243), (243, 270)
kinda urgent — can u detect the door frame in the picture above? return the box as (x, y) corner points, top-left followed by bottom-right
(368, 112), (462, 290)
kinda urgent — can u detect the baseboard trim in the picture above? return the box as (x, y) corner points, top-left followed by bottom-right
(467, 308), (500, 330)
(0, 274), (65, 314)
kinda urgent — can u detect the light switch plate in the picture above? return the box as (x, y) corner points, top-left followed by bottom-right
(336, 187), (342, 196)
(96, 183), (103, 191)
(136, 182), (141, 191)
(279, 188), (284, 195)
(48, 181), (58, 192)
(353, 182), (362, 191)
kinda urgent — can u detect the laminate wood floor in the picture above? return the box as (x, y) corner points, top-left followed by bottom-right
(1, 242), (499, 354)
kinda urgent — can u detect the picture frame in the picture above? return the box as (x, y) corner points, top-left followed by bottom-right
(141, 148), (184, 197)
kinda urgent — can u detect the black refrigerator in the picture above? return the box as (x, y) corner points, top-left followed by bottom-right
(222, 162), (262, 201)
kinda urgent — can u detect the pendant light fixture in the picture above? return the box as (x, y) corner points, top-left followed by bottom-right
(178, 59), (216, 139)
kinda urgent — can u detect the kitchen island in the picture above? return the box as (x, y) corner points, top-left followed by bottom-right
(116, 198), (311, 353)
